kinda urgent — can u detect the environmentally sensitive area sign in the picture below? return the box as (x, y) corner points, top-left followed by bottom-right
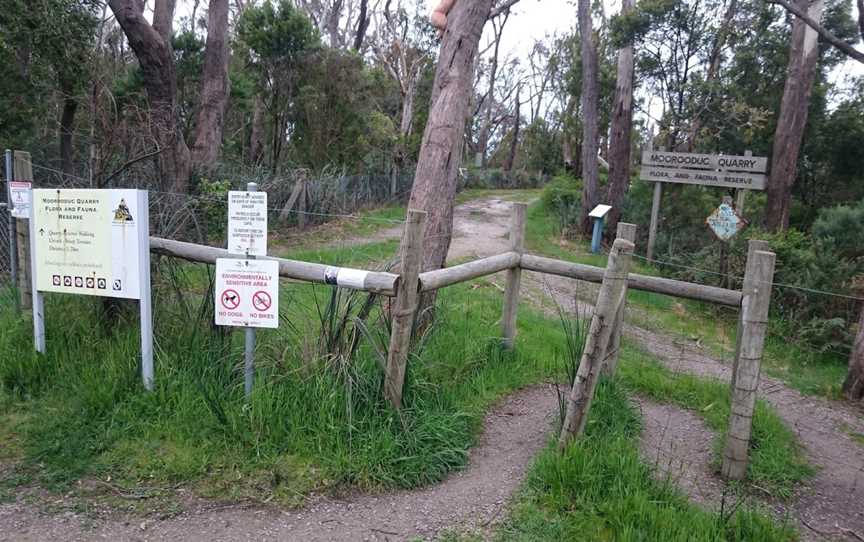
(228, 191), (268, 256)
(215, 258), (279, 329)
(9, 181), (32, 218)
(706, 201), (748, 241)
(32, 189), (145, 299)
(640, 151), (767, 190)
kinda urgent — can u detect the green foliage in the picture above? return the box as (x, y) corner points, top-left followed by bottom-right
(540, 173), (583, 234)
(812, 199), (864, 260)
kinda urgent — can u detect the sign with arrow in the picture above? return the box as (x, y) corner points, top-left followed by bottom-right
(214, 258), (279, 329)
(32, 189), (145, 299)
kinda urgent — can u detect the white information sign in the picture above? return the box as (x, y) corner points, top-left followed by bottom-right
(32, 189), (144, 299)
(228, 191), (268, 256)
(9, 181), (32, 218)
(215, 258), (279, 329)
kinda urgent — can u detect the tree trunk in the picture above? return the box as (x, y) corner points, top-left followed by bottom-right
(249, 94), (265, 165)
(353, 0), (370, 51)
(605, 0), (635, 238)
(858, 0), (864, 41)
(408, 0), (493, 273)
(503, 85), (520, 173)
(578, 0), (600, 235)
(327, 0), (344, 48)
(109, 0), (191, 193)
(765, 0), (824, 232)
(843, 304), (864, 401)
(59, 78), (78, 179)
(474, 14), (507, 169)
(191, 0), (231, 171)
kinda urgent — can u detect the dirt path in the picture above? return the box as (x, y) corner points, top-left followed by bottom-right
(0, 385), (557, 542)
(3, 195), (862, 541)
(422, 195), (864, 540)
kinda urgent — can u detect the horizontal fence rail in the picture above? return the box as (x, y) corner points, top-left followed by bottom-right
(149, 236), (741, 307)
(521, 254), (742, 307)
(150, 237), (399, 296)
(419, 251), (520, 292)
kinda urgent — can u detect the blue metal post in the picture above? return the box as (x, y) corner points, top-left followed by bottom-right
(591, 217), (604, 254)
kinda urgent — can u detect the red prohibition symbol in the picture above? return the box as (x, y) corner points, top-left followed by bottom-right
(252, 290), (272, 312)
(221, 289), (241, 310)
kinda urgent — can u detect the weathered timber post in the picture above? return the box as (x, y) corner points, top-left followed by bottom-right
(646, 145), (663, 262)
(384, 209), (426, 409)
(602, 222), (637, 376)
(731, 239), (770, 392)
(501, 203), (527, 349)
(559, 238), (634, 450)
(13, 151), (32, 310)
(722, 248), (776, 480)
(297, 178), (308, 230)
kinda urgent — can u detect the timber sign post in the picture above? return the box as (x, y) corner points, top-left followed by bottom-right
(639, 149), (767, 260)
(29, 188), (154, 389)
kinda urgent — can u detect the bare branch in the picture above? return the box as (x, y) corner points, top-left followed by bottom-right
(490, 0), (526, 19)
(767, 0), (864, 63)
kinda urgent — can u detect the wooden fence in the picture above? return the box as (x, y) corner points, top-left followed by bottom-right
(131, 203), (774, 482)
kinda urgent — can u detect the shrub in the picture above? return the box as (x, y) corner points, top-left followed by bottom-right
(540, 173), (582, 234)
(812, 199), (864, 260)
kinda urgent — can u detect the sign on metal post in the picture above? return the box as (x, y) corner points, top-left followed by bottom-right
(30, 189), (154, 389)
(228, 190), (267, 256)
(215, 259), (280, 329)
(9, 181), (31, 219)
(220, 183), (275, 399)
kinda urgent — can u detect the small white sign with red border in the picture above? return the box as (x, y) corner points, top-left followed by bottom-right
(215, 258), (279, 329)
(9, 181), (31, 218)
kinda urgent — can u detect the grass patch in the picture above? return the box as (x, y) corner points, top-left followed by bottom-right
(617, 343), (814, 499)
(497, 379), (795, 542)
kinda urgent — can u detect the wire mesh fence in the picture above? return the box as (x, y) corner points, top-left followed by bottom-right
(0, 201), (11, 285)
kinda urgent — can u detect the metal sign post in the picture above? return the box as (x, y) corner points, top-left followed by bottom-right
(217, 182), (277, 400)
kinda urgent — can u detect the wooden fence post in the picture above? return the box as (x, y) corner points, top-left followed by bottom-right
(559, 238), (634, 450)
(722, 248), (776, 480)
(602, 222), (637, 376)
(501, 203), (527, 349)
(731, 239), (770, 392)
(13, 151), (32, 310)
(384, 209), (426, 409)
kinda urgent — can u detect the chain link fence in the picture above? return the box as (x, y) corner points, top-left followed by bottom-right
(0, 199), (11, 285)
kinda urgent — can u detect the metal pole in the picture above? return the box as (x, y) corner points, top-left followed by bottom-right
(244, 182), (258, 400)
(139, 190), (154, 390)
(5, 150), (18, 311)
(28, 194), (45, 353)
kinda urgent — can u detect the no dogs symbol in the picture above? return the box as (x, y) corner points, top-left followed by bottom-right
(252, 291), (272, 312)
(221, 289), (241, 310)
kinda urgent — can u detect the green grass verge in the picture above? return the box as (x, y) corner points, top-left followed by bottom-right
(617, 342), (814, 499)
(497, 379), (796, 542)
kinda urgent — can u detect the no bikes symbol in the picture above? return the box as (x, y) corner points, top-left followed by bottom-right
(221, 289), (240, 310)
(252, 291), (272, 312)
